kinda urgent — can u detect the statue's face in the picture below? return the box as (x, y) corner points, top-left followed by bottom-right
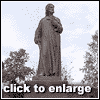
(46, 4), (54, 13)
(48, 5), (54, 13)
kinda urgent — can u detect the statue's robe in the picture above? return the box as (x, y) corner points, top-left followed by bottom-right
(34, 15), (63, 76)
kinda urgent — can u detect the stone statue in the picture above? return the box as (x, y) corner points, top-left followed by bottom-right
(34, 3), (63, 76)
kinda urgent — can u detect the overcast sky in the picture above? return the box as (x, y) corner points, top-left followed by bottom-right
(1, 1), (99, 82)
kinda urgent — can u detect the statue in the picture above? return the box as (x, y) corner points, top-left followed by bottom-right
(34, 3), (63, 77)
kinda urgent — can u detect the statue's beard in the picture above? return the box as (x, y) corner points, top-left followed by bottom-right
(49, 10), (54, 13)
(46, 10), (54, 16)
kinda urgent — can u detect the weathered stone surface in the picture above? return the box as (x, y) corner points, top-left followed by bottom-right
(32, 76), (61, 81)
(34, 3), (63, 76)
(2, 78), (98, 98)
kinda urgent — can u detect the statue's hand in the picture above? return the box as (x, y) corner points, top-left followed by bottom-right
(54, 28), (58, 31)
(54, 27), (62, 35)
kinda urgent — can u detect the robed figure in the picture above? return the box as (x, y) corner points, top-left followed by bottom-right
(34, 4), (63, 76)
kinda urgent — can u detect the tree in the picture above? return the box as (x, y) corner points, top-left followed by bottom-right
(80, 30), (98, 88)
(61, 62), (74, 82)
(2, 48), (33, 83)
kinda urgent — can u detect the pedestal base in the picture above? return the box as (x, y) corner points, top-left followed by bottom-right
(32, 76), (61, 82)
(2, 76), (98, 98)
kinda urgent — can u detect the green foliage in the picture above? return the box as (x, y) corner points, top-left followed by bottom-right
(80, 30), (98, 88)
(61, 62), (74, 82)
(2, 48), (33, 83)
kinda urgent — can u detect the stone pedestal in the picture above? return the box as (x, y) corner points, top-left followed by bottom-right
(2, 76), (68, 98)
(2, 76), (98, 98)
(23, 76), (68, 98)
(32, 76), (61, 82)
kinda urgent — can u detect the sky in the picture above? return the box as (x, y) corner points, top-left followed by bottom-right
(1, 1), (99, 82)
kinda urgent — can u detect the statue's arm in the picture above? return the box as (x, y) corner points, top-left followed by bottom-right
(51, 17), (63, 34)
(34, 20), (42, 44)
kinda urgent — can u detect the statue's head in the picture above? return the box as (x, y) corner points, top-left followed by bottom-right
(45, 3), (54, 16)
